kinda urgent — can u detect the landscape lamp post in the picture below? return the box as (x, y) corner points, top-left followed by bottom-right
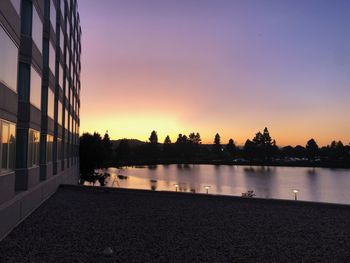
(204, 186), (210, 194)
(174, 184), (179, 192)
(293, 189), (299, 200)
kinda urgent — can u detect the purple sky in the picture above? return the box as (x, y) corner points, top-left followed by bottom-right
(78, 0), (350, 146)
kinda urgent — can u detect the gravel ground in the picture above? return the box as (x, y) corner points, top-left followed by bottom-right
(1, 185), (350, 263)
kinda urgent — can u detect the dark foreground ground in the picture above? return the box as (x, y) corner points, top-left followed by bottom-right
(1, 186), (350, 263)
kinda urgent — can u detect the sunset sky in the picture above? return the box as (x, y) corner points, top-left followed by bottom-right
(78, 0), (350, 146)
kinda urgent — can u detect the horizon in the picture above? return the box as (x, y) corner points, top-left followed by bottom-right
(85, 130), (348, 148)
(79, 0), (350, 146)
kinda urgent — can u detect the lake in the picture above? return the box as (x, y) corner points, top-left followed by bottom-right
(98, 165), (350, 204)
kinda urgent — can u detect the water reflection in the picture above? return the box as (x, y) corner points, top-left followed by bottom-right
(150, 179), (157, 191)
(243, 166), (277, 198)
(100, 165), (350, 204)
(148, 165), (158, 170)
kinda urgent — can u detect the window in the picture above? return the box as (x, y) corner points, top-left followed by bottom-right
(65, 140), (69, 160)
(61, 0), (65, 13)
(0, 121), (16, 173)
(46, 134), (53, 163)
(70, 88), (73, 108)
(67, 19), (70, 40)
(50, 0), (56, 32)
(30, 67), (41, 109)
(32, 6), (43, 52)
(59, 64), (64, 88)
(71, 115), (74, 133)
(58, 101), (63, 125)
(64, 108), (68, 129)
(0, 25), (18, 92)
(10, 0), (21, 15)
(66, 47), (69, 68)
(28, 129), (40, 167)
(48, 88), (54, 118)
(49, 42), (55, 74)
(60, 28), (64, 52)
(57, 138), (62, 161)
(65, 78), (69, 94)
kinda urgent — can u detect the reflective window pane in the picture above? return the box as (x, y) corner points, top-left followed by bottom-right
(9, 124), (16, 169)
(57, 138), (62, 161)
(32, 7), (43, 52)
(64, 108), (68, 129)
(10, 0), (21, 15)
(28, 129), (40, 167)
(60, 28), (64, 52)
(59, 64), (64, 88)
(30, 67), (41, 109)
(0, 25), (18, 92)
(1, 123), (9, 170)
(49, 42), (55, 74)
(50, 0), (56, 32)
(46, 135), (53, 163)
(61, 0), (65, 14)
(48, 88), (54, 118)
(58, 101), (63, 125)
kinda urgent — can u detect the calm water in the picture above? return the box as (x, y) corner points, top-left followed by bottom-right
(99, 165), (350, 204)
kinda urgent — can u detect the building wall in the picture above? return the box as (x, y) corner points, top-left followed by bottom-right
(0, 0), (81, 239)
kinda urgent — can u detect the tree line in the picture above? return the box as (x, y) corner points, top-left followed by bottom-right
(80, 127), (350, 176)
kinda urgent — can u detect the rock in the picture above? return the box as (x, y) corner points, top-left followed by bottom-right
(103, 247), (113, 256)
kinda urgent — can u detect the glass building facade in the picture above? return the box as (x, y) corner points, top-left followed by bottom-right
(0, 0), (81, 230)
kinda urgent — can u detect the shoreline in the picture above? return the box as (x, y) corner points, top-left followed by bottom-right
(111, 160), (350, 169)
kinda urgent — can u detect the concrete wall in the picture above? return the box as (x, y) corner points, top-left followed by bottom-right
(0, 165), (79, 240)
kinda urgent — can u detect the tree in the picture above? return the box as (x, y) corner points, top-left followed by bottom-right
(251, 127), (275, 161)
(243, 139), (255, 161)
(226, 139), (236, 158)
(79, 132), (104, 176)
(189, 132), (201, 145)
(306, 139), (319, 160)
(102, 131), (113, 165)
(163, 135), (173, 159)
(213, 133), (222, 158)
(263, 127), (272, 146)
(252, 131), (264, 146)
(149, 130), (158, 144)
(164, 135), (171, 145)
(188, 132), (202, 160)
(147, 130), (159, 159)
(214, 133), (221, 145)
(115, 139), (131, 162)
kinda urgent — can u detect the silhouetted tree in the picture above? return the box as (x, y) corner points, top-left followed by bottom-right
(149, 130), (158, 144)
(306, 139), (319, 160)
(253, 131), (264, 145)
(214, 133), (221, 145)
(243, 139), (255, 161)
(188, 132), (202, 160)
(226, 139), (236, 158)
(115, 139), (131, 162)
(294, 145), (307, 158)
(147, 130), (159, 159)
(263, 127), (272, 146)
(212, 133), (222, 159)
(175, 134), (191, 160)
(102, 131), (113, 165)
(80, 132), (104, 176)
(163, 135), (173, 159)
(164, 135), (171, 144)
(282, 145), (294, 158)
(189, 132), (201, 145)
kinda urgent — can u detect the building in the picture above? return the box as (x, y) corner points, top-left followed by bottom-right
(0, 0), (81, 239)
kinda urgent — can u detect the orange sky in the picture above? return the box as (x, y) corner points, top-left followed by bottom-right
(78, 0), (350, 147)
